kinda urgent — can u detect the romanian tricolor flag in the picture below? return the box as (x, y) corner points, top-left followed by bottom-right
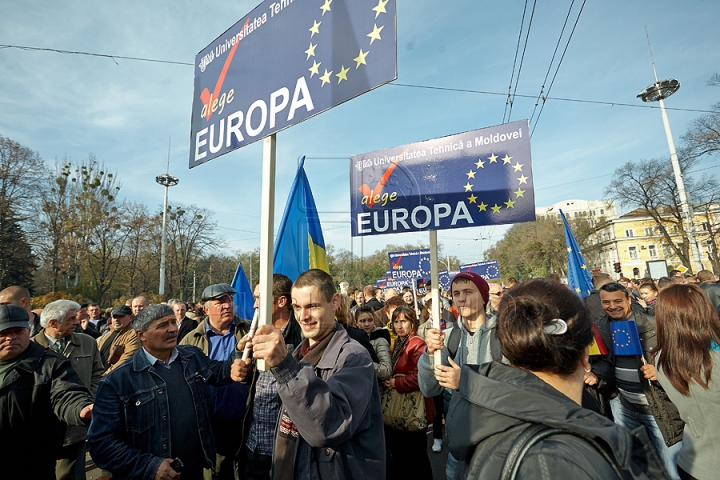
(273, 156), (329, 281)
(588, 324), (609, 356)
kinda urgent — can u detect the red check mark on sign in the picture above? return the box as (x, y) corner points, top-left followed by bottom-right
(357, 149), (407, 207)
(391, 255), (403, 269)
(200, 18), (250, 121)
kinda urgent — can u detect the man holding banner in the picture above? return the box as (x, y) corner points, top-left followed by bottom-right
(597, 282), (683, 479)
(246, 269), (384, 479)
(418, 271), (502, 479)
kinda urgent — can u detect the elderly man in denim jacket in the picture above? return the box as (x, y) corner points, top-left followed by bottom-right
(88, 304), (251, 480)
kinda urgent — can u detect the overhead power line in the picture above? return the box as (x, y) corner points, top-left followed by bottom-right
(529, 0), (577, 125)
(530, 0), (588, 136)
(389, 82), (717, 114)
(504, 0), (530, 124)
(3, 43), (716, 115)
(0, 44), (193, 66)
(507, 0), (538, 123)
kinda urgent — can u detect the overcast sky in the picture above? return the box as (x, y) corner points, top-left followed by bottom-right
(2, 0), (718, 266)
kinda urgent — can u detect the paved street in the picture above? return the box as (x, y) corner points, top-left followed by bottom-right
(84, 429), (450, 479)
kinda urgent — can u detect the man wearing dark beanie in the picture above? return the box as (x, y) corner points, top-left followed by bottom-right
(418, 271), (503, 479)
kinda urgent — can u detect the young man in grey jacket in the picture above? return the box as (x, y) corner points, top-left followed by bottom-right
(418, 272), (501, 480)
(247, 269), (385, 479)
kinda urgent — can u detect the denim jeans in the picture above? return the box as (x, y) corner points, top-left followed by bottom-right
(610, 397), (681, 480)
(446, 452), (457, 480)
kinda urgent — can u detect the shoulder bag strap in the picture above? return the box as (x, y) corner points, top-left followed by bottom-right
(500, 423), (626, 480)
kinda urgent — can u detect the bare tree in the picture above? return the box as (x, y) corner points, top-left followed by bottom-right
(164, 204), (220, 299)
(0, 136), (45, 290)
(605, 157), (719, 273)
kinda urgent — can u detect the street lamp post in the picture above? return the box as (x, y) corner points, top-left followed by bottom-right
(156, 172), (179, 295)
(637, 78), (703, 273)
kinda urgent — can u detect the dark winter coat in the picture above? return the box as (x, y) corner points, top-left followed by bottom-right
(0, 342), (93, 479)
(447, 361), (670, 480)
(597, 312), (684, 446)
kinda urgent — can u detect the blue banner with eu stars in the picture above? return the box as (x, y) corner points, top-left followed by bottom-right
(459, 260), (501, 280)
(387, 248), (431, 282)
(190, 0), (397, 168)
(350, 120), (535, 236)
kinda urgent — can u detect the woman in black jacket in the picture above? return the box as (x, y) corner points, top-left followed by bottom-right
(446, 279), (670, 480)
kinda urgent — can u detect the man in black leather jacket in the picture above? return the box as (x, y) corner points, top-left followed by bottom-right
(0, 304), (94, 480)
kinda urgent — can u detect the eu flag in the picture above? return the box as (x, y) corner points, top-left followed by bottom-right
(231, 262), (255, 320)
(560, 209), (594, 299)
(273, 156), (329, 281)
(610, 320), (644, 356)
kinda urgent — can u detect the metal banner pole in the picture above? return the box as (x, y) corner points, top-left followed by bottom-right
(429, 230), (441, 366)
(256, 133), (277, 371)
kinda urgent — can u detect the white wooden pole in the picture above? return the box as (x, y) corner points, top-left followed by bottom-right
(257, 134), (277, 371)
(429, 230), (441, 366)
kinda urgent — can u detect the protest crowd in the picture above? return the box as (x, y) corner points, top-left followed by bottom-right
(1, 266), (719, 480)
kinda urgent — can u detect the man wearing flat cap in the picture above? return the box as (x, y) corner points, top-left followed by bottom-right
(97, 305), (141, 375)
(88, 304), (252, 480)
(0, 304), (94, 479)
(181, 283), (252, 480)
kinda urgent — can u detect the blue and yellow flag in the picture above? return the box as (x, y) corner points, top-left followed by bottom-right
(560, 209), (594, 299)
(273, 157), (329, 281)
(231, 262), (255, 321)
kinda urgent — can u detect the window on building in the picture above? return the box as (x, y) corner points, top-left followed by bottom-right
(644, 227), (653, 236)
(600, 209), (605, 215)
(625, 229), (635, 238)
(662, 244), (674, 258)
(672, 224), (680, 234)
(648, 244), (658, 259)
(628, 246), (639, 260)
(701, 222), (710, 232)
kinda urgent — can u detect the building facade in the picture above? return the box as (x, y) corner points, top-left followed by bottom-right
(536, 199), (720, 278)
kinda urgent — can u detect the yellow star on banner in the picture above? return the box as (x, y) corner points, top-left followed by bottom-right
(475, 159), (485, 169)
(575, 287), (581, 293)
(367, 24), (384, 44)
(478, 202), (488, 211)
(372, 0), (389, 18)
(488, 153), (498, 163)
(517, 174), (528, 184)
(336, 65), (349, 83)
(512, 162), (524, 172)
(320, 0), (333, 15)
(463, 182), (473, 192)
(504, 199), (515, 209)
(305, 42), (317, 60)
(567, 247), (572, 252)
(467, 194), (477, 203)
(354, 49), (368, 68)
(502, 154), (512, 164)
(491, 204), (502, 213)
(514, 188), (525, 198)
(309, 20), (321, 37)
(466, 170), (476, 179)
(308, 60), (321, 77)
(319, 69), (333, 86)
(581, 264), (587, 270)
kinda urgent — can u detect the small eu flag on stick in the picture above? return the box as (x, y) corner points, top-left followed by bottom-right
(610, 320), (643, 356)
(611, 320), (651, 385)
